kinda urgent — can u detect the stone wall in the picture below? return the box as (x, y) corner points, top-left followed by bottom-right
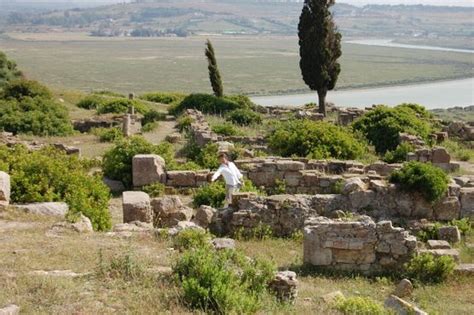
(223, 176), (473, 236)
(443, 121), (474, 141)
(407, 147), (459, 172)
(303, 216), (417, 273)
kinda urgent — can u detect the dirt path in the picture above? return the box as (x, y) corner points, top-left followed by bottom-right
(143, 120), (176, 144)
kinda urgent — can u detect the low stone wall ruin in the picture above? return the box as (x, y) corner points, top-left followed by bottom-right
(303, 217), (417, 273)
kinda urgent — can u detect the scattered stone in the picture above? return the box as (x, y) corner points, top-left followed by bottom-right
(132, 154), (166, 187)
(393, 279), (413, 298)
(384, 295), (427, 315)
(193, 205), (217, 228)
(427, 240), (451, 249)
(211, 238), (236, 251)
(165, 133), (182, 143)
(322, 290), (345, 304)
(168, 221), (204, 236)
(113, 221), (153, 233)
(268, 271), (298, 303)
(122, 191), (152, 223)
(29, 270), (90, 278)
(49, 214), (93, 234)
(454, 264), (474, 276)
(103, 177), (125, 193)
(431, 147), (451, 163)
(437, 226), (461, 244)
(460, 188), (474, 219)
(0, 171), (10, 206)
(151, 195), (193, 228)
(0, 304), (19, 315)
(71, 214), (94, 233)
(16, 202), (68, 217)
(342, 177), (366, 194)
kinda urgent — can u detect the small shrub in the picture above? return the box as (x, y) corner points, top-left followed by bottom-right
(97, 98), (149, 115)
(2, 79), (52, 100)
(91, 127), (123, 142)
(173, 247), (275, 314)
(211, 123), (240, 136)
(76, 95), (105, 110)
(416, 223), (442, 242)
(443, 140), (474, 162)
(333, 296), (387, 315)
(233, 223), (274, 241)
(103, 136), (179, 188)
(0, 145), (111, 231)
(267, 179), (286, 195)
(0, 51), (22, 86)
(353, 105), (432, 154)
(173, 229), (212, 251)
(142, 109), (166, 131)
(390, 162), (449, 203)
(450, 218), (471, 236)
(193, 181), (226, 208)
(97, 249), (145, 281)
(176, 115), (194, 133)
(268, 119), (367, 160)
(226, 108), (262, 126)
(170, 93), (249, 116)
(0, 97), (74, 136)
(404, 253), (456, 284)
(330, 179), (345, 194)
(140, 92), (186, 104)
(142, 182), (165, 198)
(383, 142), (415, 164)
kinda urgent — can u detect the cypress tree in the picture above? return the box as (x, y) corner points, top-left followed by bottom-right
(298, 0), (342, 116)
(205, 39), (224, 97)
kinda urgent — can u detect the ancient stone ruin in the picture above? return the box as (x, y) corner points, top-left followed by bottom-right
(303, 217), (417, 273)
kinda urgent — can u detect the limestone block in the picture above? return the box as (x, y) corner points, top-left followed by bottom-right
(460, 188), (474, 219)
(437, 226), (461, 244)
(132, 154), (166, 187)
(427, 240), (451, 249)
(166, 171), (196, 187)
(122, 191), (152, 223)
(433, 197), (460, 221)
(193, 205), (217, 228)
(151, 195), (192, 228)
(16, 202), (68, 217)
(431, 147), (451, 163)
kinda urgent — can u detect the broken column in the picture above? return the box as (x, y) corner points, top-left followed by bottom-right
(122, 114), (132, 137)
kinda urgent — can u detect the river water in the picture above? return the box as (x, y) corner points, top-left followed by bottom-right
(251, 78), (474, 109)
(251, 39), (474, 109)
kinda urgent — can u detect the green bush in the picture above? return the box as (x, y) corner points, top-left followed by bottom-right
(390, 162), (449, 203)
(268, 119), (367, 160)
(142, 109), (166, 131)
(0, 51), (22, 86)
(383, 142), (415, 164)
(140, 92), (186, 104)
(91, 127), (123, 143)
(353, 105), (432, 154)
(173, 246), (275, 314)
(142, 182), (165, 198)
(404, 253), (456, 284)
(176, 115), (194, 133)
(0, 97), (74, 136)
(211, 123), (240, 136)
(103, 136), (179, 188)
(193, 181), (226, 208)
(97, 250), (145, 281)
(173, 229), (212, 251)
(0, 145), (111, 231)
(333, 296), (387, 315)
(450, 218), (471, 236)
(170, 93), (249, 116)
(76, 95), (105, 110)
(97, 98), (149, 115)
(416, 223), (442, 242)
(226, 108), (262, 126)
(2, 79), (52, 100)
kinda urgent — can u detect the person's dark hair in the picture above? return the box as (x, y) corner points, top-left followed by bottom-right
(218, 152), (229, 160)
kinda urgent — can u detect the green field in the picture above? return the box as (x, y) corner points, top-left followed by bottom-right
(0, 33), (472, 95)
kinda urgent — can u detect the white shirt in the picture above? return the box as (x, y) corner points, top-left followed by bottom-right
(211, 162), (243, 186)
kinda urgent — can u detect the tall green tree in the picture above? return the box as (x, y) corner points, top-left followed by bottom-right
(298, 0), (342, 116)
(205, 39), (224, 97)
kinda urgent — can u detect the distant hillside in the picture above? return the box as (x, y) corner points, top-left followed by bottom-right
(1, 0), (473, 47)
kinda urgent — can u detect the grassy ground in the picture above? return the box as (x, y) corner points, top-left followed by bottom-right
(0, 200), (473, 314)
(0, 34), (472, 96)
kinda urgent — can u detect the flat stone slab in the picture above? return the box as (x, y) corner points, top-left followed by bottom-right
(427, 240), (451, 249)
(15, 202), (68, 217)
(418, 249), (460, 262)
(0, 304), (19, 315)
(385, 295), (427, 315)
(454, 264), (474, 276)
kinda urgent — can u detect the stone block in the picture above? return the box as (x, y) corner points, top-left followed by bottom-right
(454, 264), (474, 276)
(166, 171), (196, 187)
(122, 191), (152, 223)
(16, 202), (68, 217)
(437, 226), (461, 243)
(269, 271), (298, 303)
(427, 240), (451, 249)
(418, 249), (460, 262)
(0, 171), (10, 205)
(193, 205), (217, 229)
(433, 197), (460, 221)
(393, 279), (413, 298)
(211, 238), (236, 251)
(132, 154), (166, 187)
(151, 195), (192, 228)
(431, 147), (451, 163)
(385, 295), (427, 315)
(0, 304), (20, 315)
(460, 188), (474, 219)
(275, 160), (305, 171)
